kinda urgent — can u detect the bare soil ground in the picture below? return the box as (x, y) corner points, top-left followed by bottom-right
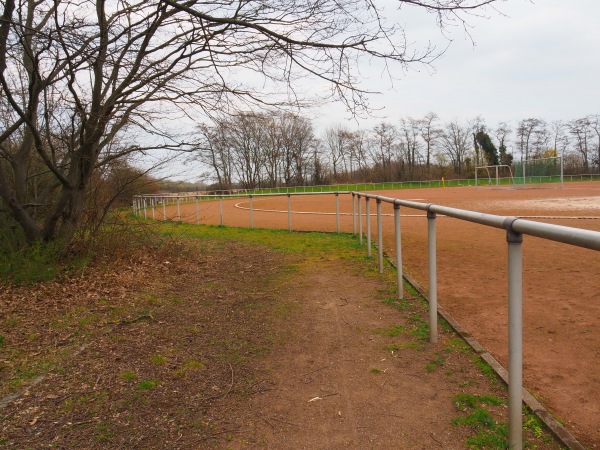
(168, 181), (600, 447)
(0, 228), (560, 448)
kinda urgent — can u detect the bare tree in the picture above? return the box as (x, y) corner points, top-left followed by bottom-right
(515, 118), (548, 162)
(439, 120), (471, 176)
(399, 117), (422, 179)
(495, 121), (513, 166)
(324, 124), (352, 181)
(0, 0), (504, 245)
(588, 115), (600, 172)
(568, 117), (593, 172)
(420, 112), (441, 175)
(369, 122), (399, 181)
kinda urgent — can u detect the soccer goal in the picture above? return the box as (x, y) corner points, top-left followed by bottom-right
(475, 165), (516, 189)
(513, 156), (563, 189)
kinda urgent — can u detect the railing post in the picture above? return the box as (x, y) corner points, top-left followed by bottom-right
(151, 198), (155, 220)
(427, 209), (438, 344)
(394, 203), (403, 299)
(143, 198), (147, 219)
(366, 197), (372, 257)
(177, 197), (181, 221)
(376, 198), (383, 274)
(506, 220), (524, 450)
(335, 192), (340, 233)
(352, 193), (356, 234)
(250, 195), (253, 229)
(219, 196), (223, 226)
(195, 197), (200, 225)
(162, 197), (166, 221)
(287, 194), (292, 232)
(358, 194), (363, 245)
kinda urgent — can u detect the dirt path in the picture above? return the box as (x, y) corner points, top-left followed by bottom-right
(235, 262), (475, 449)
(167, 182), (600, 447)
(0, 229), (561, 448)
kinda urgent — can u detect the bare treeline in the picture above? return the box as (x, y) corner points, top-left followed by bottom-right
(196, 112), (600, 189)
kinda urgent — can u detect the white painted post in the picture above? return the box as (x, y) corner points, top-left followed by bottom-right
(177, 197), (181, 221)
(219, 197), (223, 226)
(376, 198), (383, 274)
(394, 203), (403, 299)
(428, 210), (438, 344)
(143, 198), (147, 219)
(507, 224), (524, 450)
(151, 198), (155, 220)
(195, 197), (200, 225)
(352, 193), (356, 234)
(287, 194), (292, 232)
(250, 195), (253, 229)
(358, 195), (363, 245)
(163, 197), (167, 221)
(335, 193), (340, 233)
(366, 197), (371, 257)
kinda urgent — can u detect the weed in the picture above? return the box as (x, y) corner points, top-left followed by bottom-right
(370, 368), (384, 374)
(175, 359), (205, 378)
(472, 356), (501, 384)
(150, 354), (167, 365)
(121, 371), (136, 381)
(445, 337), (472, 354)
(0, 336), (4, 346)
(95, 421), (114, 442)
(454, 393), (503, 410)
(137, 379), (159, 390)
(408, 313), (429, 342)
(425, 353), (445, 372)
(373, 325), (404, 337)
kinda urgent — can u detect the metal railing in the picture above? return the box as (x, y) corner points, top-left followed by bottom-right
(133, 190), (599, 449)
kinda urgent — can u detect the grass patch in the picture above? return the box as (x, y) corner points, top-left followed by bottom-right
(452, 394), (508, 448)
(137, 380), (159, 390)
(374, 325), (405, 337)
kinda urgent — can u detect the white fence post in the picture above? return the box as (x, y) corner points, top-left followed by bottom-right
(507, 221), (524, 450)
(219, 196), (223, 226)
(394, 203), (403, 299)
(195, 197), (200, 225)
(352, 193), (356, 234)
(358, 194), (363, 245)
(335, 192), (340, 233)
(427, 209), (438, 344)
(376, 198), (383, 274)
(250, 195), (253, 229)
(288, 194), (292, 232)
(366, 197), (371, 257)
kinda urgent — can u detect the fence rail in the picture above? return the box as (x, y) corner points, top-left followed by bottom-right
(133, 190), (598, 449)
(146, 173), (600, 198)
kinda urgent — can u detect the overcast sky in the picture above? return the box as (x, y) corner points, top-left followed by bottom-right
(160, 0), (600, 181)
(314, 0), (600, 131)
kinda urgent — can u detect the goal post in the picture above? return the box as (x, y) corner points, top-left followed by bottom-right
(513, 156), (563, 189)
(475, 165), (516, 189)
